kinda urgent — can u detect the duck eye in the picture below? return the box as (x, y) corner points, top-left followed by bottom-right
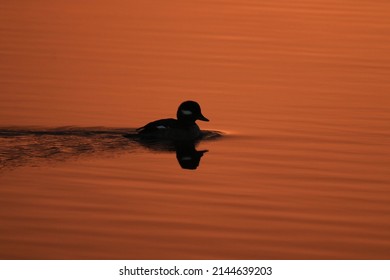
(181, 110), (193, 115)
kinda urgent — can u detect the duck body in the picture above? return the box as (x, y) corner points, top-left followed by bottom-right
(137, 101), (209, 141)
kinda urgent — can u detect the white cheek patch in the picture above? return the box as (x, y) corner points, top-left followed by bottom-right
(156, 125), (166, 129)
(181, 110), (193, 115)
(181, 156), (192, 161)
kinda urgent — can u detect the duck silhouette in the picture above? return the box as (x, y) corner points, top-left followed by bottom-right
(136, 100), (209, 141)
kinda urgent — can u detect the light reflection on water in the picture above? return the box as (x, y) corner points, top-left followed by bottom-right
(0, 0), (390, 259)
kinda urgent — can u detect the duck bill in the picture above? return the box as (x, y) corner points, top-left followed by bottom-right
(198, 114), (209, 122)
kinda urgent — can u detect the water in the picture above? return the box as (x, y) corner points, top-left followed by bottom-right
(1, 0), (390, 259)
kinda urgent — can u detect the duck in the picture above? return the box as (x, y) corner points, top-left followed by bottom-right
(136, 100), (209, 141)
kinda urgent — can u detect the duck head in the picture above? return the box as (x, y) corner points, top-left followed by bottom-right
(176, 100), (209, 123)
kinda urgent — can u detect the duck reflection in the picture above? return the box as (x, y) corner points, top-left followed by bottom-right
(176, 142), (208, 170)
(134, 138), (208, 170)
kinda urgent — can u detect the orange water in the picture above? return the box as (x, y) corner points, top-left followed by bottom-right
(1, 0), (390, 259)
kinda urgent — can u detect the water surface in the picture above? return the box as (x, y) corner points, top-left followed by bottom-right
(0, 0), (390, 259)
